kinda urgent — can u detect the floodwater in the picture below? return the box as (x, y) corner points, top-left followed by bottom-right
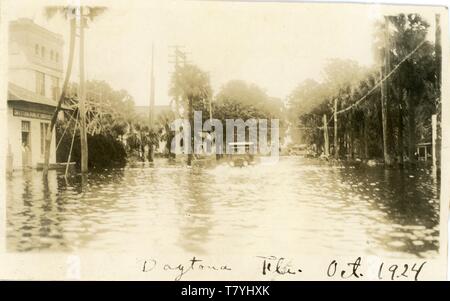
(6, 157), (440, 258)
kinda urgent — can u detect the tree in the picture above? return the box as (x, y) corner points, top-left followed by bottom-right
(42, 6), (107, 175)
(42, 6), (77, 177)
(55, 79), (135, 167)
(289, 14), (439, 165)
(213, 80), (285, 149)
(169, 64), (212, 166)
(374, 14), (435, 163)
(287, 79), (330, 148)
(288, 60), (368, 158)
(157, 109), (177, 158)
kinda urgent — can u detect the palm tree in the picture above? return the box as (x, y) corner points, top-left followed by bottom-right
(42, 6), (76, 177)
(42, 6), (107, 176)
(157, 110), (177, 158)
(169, 64), (211, 165)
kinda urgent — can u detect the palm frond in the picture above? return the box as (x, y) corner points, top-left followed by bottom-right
(86, 6), (108, 21)
(43, 6), (60, 20)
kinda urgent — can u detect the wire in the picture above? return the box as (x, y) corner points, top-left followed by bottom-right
(55, 109), (79, 151)
(303, 38), (427, 131)
(336, 39), (426, 115)
(65, 110), (80, 178)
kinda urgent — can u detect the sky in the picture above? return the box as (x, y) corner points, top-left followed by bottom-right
(3, 0), (442, 106)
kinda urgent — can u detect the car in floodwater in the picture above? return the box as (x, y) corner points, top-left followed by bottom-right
(227, 142), (257, 167)
(288, 144), (308, 156)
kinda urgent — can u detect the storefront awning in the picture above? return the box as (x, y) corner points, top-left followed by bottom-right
(8, 82), (71, 110)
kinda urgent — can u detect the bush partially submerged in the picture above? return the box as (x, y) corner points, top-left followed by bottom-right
(56, 133), (127, 169)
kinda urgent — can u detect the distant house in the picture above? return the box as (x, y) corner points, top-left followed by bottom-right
(416, 142), (432, 162)
(6, 18), (66, 171)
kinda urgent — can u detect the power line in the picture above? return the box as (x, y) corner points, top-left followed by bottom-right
(55, 109), (78, 152)
(336, 39), (427, 115)
(302, 38), (427, 131)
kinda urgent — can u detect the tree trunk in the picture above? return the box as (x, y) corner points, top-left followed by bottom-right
(165, 124), (173, 159)
(381, 74), (391, 165)
(43, 18), (76, 177)
(148, 144), (154, 163)
(407, 95), (417, 162)
(398, 89), (405, 166)
(323, 114), (329, 156)
(398, 108), (404, 165)
(363, 113), (369, 159)
(349, 114), (354, 159)
(140, 134), (145, 162)
(187, 96), (193, 166)
(334, 98), (338, 159)
(381, 16), (392, 166)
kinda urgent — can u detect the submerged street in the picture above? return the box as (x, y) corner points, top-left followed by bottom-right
(6, 157), (440, 258)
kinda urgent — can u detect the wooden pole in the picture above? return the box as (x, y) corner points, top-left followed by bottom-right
(187, 96), (193, 166)
(432, 114), (437, 167)
(381, 16), (391, 166)
(380, 70), (391, 165)
(79, 11), (88, 173)
(323, 114), (329, 157)
(435, 14), (441, 167)
(334, 99), (338, 159)
(43, 17), (77, 177)
(65, 114), (78, 178)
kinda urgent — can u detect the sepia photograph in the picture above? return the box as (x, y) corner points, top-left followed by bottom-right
(0, 0), (448, 281)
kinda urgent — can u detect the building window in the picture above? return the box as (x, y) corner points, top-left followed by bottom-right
(35, 44), (39, 55)
(41, 46), (45, 58)
(22, 121), (32, 167)
(51, 76), (60, 101)
(36, 71), (45, 96)
(21, 120), (30, 133)
(40, 122), (49, 155)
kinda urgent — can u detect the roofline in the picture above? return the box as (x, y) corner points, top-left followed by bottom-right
(8, 99), (72, 111)
(9, 18), (64, 44)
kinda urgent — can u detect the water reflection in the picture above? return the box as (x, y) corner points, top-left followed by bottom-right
(6, 157), (440, 258)
(174, 169), (213, 254)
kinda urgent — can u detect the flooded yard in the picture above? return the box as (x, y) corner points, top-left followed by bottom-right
(6, 157), (440, 258)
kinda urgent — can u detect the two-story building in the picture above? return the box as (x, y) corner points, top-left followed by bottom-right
(7, 18), (65, 171)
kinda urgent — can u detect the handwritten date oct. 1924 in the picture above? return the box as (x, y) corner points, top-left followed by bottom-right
(326, 257), (426, 281)
(256, 256), (426, 281)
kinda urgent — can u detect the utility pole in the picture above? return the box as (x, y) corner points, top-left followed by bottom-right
(168, 45), (189, 114)
(381, 16), (391, 166)
(169, 46), (190, 162)
(79, 8), (88, 173)
(169, 46), (188, 71)
(323, 114), (329, 157)
(209, 93), (213, 122)
(433, 13), (442, 168)
(148, 43), (155, 163)
(334, 99), (338, 159)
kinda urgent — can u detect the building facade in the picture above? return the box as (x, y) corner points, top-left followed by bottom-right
(7, 18), (64, 171)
